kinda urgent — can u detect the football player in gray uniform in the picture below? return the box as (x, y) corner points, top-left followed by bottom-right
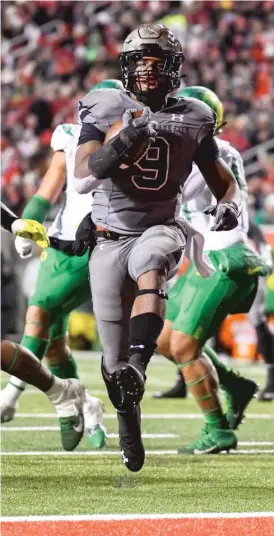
(74, 23), (242, 472)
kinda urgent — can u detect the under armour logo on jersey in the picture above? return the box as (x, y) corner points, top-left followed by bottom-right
(171, 114), (184, 122)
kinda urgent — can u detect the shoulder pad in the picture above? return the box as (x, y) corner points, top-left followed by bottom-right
(51, 124), (76, 152)
(175, 96), (217, 128)
(78, 89), (133, 134)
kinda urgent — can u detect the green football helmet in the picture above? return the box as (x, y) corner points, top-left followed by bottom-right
(91, 79), (124, 91)
(176, 86), (224, 129)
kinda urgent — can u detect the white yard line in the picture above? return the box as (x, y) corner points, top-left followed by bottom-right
(1, 428), (274, 447)
(0, 428), (177, 438)
(11, 412), (274, 419)
(1, 512), (274, 522)
(2, 449), (274, 456)
(0, 388), (174, 395)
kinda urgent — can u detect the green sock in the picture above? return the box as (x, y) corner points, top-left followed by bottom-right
(20, 334), (49, 360)
(203, 409), (228, 431)
(204, 344), (238, 392)
(48, 354), (79, 379)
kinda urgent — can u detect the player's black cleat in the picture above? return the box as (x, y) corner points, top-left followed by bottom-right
(116, 364), (145, 407)
(226, 378), (259, 429)
(153, 372), (187, 399)
(118, 405), (145, 472)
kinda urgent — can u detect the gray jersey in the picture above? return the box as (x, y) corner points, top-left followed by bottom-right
(78, 89), (216, 234)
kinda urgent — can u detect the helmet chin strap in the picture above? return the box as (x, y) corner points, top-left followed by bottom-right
(135, 89), (167, 111)
(129, 77), (169, 111)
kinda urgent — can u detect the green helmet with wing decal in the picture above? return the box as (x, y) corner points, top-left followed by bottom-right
(176, 86), (224, 129)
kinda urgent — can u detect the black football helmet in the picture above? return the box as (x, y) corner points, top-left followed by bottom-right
(119, 23), (185, 109)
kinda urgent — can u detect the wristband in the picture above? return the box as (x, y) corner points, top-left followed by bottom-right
(22, 195), (52, 224)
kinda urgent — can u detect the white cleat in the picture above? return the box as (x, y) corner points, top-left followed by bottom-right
(0, 400), (18, 423)
(84, 391), (107, 449)
(0, 383), (22, 423)
(48, 378), (85, 451)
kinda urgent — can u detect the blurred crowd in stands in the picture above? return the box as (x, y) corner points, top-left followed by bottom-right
(1, 0), (274, 223)
(1, 1), (274, 350)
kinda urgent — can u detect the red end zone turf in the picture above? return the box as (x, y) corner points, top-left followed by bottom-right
(2, 516), (274, 536)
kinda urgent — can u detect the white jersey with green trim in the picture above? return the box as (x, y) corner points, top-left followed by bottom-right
(48, 124), (93, 240)
(181, 138), (248, 251)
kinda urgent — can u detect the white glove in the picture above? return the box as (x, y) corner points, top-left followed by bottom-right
(14, 236), (33, 258)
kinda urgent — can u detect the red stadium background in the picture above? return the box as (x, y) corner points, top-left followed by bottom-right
(1, 0), (274, 357)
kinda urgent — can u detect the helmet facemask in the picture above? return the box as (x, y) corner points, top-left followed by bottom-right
(119, 45), (185, 110)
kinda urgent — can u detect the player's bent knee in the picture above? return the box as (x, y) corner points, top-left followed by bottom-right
(170, 332), (202, 364)
(24, 306), (50, 338)
(157, 331), (172, 358)
(129, 248), (167, 282)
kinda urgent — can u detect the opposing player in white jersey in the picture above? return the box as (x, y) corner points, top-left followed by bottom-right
(157, 86), (271, 454)
(0, 79), (124, 448)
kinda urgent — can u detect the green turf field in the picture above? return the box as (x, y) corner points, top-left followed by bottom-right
(1, 352), (274, 516)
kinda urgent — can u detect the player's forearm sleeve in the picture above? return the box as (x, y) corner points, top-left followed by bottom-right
(87, 137), (125, 180)
(22, 195), (52, 224)
(87, 125), (151, 180)
(1, 202), (17, 232)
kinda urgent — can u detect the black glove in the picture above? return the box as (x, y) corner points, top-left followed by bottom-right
(73, 212), (97, 256)
(204, 201), (240, 231)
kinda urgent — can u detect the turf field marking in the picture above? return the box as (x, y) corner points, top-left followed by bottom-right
(0, 428), (177, 438)
(2, 449), (274, 455)
(1, 428), (274, 448)
(13, 412), (274, 419)
(2, 512), (274, 521)
(0, 388), (174, 396)
(239, 441), (274, 446)
(3, 513), (273, 536)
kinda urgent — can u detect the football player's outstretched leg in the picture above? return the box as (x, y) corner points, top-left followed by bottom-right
(1, 340), (85, 450)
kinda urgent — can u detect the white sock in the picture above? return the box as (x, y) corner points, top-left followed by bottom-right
(9, 376), (26, 391)
(3, 379), (26, 404)
(46, 376), (66, 405)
